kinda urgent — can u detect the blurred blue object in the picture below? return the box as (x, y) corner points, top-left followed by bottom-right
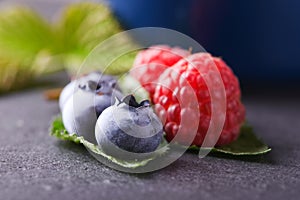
(109, 0), (300, 84)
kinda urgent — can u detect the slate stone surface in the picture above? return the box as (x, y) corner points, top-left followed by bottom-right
(0, 73), (299, 200)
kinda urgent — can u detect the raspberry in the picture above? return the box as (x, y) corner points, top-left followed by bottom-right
(130, 45), (190, 100)
(152, 53), (245, 146)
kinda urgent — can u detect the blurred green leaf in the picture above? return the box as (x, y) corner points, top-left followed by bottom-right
(0, 6), (58, 92)
(0, 2), (136, 93)
(56, 2), (126, 74)
(0, 7), (57, 61)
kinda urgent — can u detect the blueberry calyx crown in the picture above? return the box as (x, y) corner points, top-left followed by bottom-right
(77, 73), (118, 94)
(120, 95), (150, 108)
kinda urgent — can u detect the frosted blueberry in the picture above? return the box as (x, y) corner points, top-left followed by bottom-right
(59, 71), (104, 111)
(95, 95), (163, 159)
(62, 72), (123, 143)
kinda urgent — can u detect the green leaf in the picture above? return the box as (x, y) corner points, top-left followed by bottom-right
(0, 6), (61, 92)
(50, 116), (168, 169)
(189, 124), (271, 155)
(56, 2), (128, 74)
(56, 2), (122, 52)
(50, 116), (81, 144)
(0, 7), (56, 61)
(0, 3), (135, 92)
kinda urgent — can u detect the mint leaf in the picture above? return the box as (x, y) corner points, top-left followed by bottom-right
(50, 116), (168, 168)
(189, 124), (271, 155)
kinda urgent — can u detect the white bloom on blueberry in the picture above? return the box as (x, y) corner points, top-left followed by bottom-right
(61, 72), (123, 143)
(59, 72), (104, 111)
(95, 95), (163, 159)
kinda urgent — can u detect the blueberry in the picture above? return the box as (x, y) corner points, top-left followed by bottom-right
(59, 71), (104, 111)
(95, 95), (163, 159)
(61, 72), (123, 143)
(59, 80), (77, 111)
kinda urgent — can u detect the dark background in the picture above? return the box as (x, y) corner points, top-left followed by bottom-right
(110, 0), (300, 88)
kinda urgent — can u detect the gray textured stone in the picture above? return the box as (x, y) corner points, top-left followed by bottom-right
(0, 73), (299, 200)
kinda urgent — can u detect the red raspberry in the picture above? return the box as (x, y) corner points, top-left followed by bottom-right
(130, 45), (190, 99)
(153, 53), (245, 146)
